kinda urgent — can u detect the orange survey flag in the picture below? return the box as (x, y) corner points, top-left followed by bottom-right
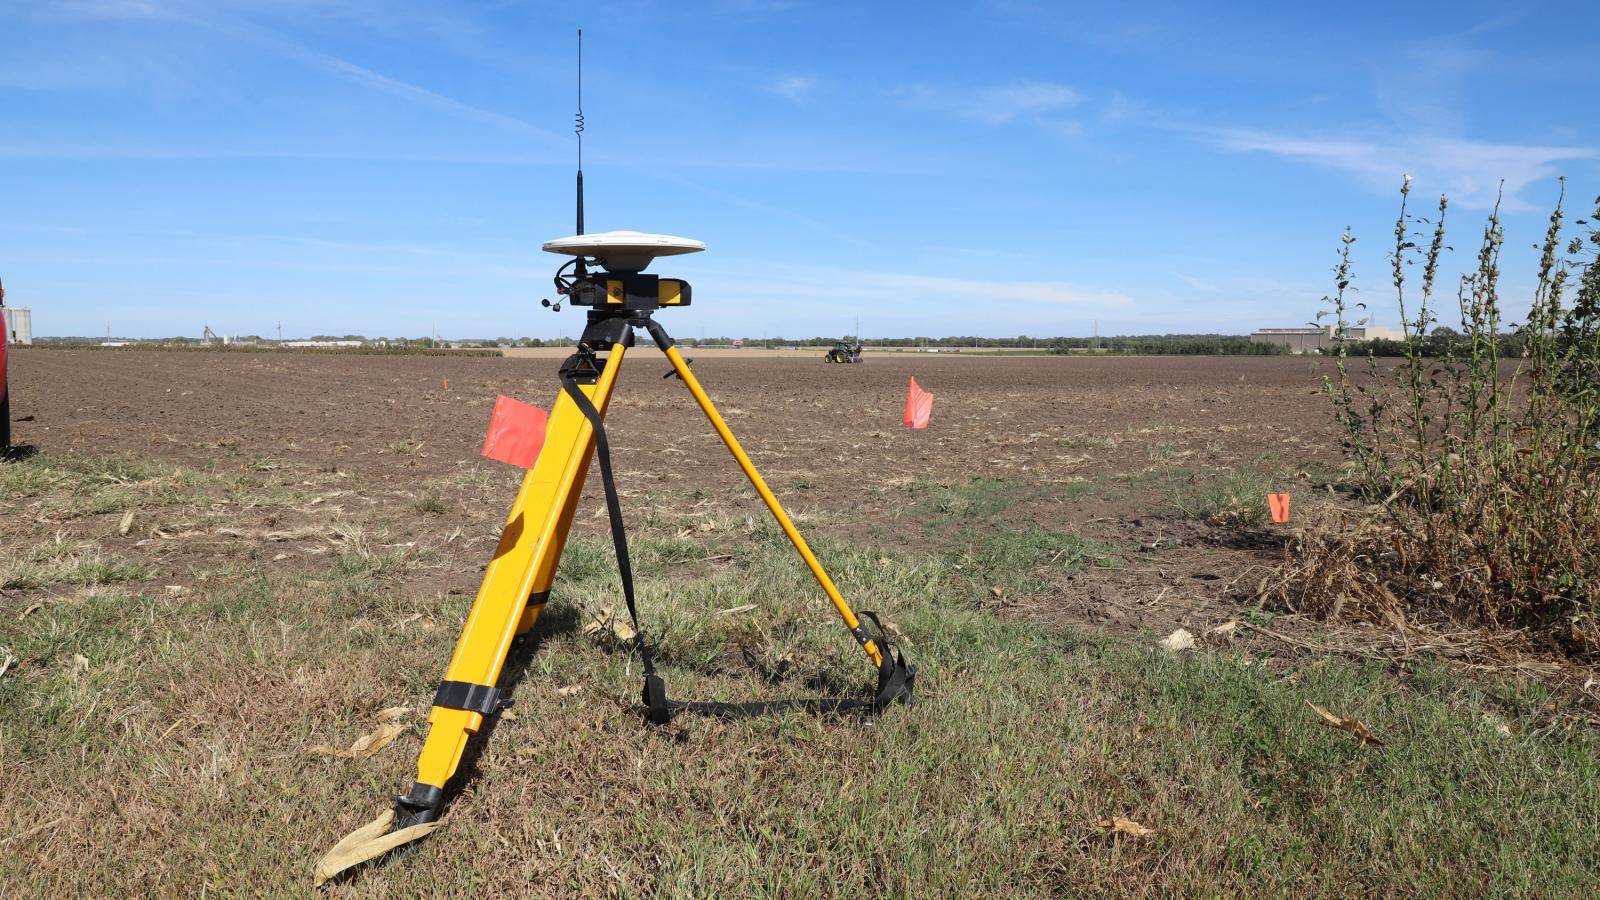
(1268, 492), (1291, 524)
(903, 377), (934, 429)
(481, 395), (549, 469)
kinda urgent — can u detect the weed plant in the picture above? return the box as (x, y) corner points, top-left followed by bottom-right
(1300, 179), (1600, 655)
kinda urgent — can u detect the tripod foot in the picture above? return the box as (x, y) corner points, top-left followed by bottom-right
(862, 611), (916, 712)
(393, 782), (444, 829)
(313, 791), (443, 885)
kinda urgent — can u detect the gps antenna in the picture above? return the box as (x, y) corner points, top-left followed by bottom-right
(575, 28), (585, 237)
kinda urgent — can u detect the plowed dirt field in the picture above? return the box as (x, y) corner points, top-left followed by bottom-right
(6, 347), (1342, 635)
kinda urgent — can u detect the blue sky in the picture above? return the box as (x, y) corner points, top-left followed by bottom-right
(2, 1), (1597, 340)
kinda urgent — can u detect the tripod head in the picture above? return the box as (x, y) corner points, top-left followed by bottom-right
(542, 230), (702, 313)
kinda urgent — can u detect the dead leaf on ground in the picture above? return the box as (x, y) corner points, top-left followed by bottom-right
(557, 685), (583, 697)
(1097, 816), (1155, 837)
(69, 654), (90, 677)
(0, 652), (16, 679)
(19, 603), (43, 620)
(1206, 620), (1238, 638)
(1306, 701), (1384, 746)
(583, 607), (635, 643)
(1159, 628), (1195, 652)
(314, 809), (441, 886)
(716, 603), (758, 616)
(309, 717), (410, 760)
(117, 511), (134, 535)
(348, 721), (408, 759)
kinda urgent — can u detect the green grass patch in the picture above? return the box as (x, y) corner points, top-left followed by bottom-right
(949, 526), (1118, 595)
(409, 491), (448, 515)
(908, 476), (1052, 519)
(1165, 468), (1274, 526)
(0, 449), (256, 519)
(0, 538), (150, 590)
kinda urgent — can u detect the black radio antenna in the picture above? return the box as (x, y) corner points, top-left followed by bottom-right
(575, 28), (585, 237)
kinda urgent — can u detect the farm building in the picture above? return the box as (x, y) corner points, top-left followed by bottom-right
(1250, 324), (1402, 354)
(3, 306), (33, 345)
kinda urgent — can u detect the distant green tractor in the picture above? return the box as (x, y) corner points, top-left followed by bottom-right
(824, 339), (863, 364)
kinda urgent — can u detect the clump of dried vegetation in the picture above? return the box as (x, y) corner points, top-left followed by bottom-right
(1275, 178), (1600, 657)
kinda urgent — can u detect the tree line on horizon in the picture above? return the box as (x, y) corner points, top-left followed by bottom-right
(30, 332), (1291, 355)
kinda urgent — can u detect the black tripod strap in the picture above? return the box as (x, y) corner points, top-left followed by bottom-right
(559, 374), (653, 673)
(560, 371), (679, 725)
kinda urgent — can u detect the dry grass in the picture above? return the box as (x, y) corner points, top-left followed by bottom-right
(3, 452), (1600, 897)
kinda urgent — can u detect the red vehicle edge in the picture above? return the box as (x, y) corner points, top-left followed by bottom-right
(1, 277), (10, 448)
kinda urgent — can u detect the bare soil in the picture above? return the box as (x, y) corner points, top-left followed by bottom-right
(6, 347), (1344, 639)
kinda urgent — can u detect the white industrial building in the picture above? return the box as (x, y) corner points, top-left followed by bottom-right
(2, 306), (32, 345)
(1250, 324), (1403, 354)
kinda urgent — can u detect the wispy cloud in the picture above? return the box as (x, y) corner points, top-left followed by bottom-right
(894, 80), (1082, 125)
(708, 263), (1131, 310)
(28, 0), (565, 148)
(287, 49), (564, 147)
(0, 143), (555, 164)
(653, 172), (873, 248)
(770, 75), (815, 103)
(1201, 127), (1595, 209)
(685, 262), (1134, 337)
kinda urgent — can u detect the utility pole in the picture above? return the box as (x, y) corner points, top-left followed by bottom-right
(277, 321), (282, 342)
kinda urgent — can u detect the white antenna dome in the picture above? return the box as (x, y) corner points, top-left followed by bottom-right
(543, 230), (704, 272)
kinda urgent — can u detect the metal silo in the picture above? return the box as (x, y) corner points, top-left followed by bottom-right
(2, 307), (32, 345)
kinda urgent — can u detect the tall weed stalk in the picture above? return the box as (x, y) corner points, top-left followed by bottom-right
(1310, 180), (1600, 656)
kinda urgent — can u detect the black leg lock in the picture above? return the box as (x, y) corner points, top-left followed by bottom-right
(432, 680), (513, 717)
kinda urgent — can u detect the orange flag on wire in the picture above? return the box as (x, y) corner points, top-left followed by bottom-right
(481, 395), (548, 468)
(1268, 493), (1291, 524)
(903, 377), (934, 429)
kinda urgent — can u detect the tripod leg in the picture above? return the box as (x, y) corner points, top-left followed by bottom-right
(514, 444), (594, 634)
(396, 345), (627, 823)
(657, 344), (885, 668)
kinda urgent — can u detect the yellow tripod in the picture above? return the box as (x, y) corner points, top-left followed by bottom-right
(389, 310), (914, 831)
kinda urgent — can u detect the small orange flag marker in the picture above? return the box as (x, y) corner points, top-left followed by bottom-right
(903, 377), (934, 429)
(481, 395), (548, 469)
(1268, 492), (1291, 524)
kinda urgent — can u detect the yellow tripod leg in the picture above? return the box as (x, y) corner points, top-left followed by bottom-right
(396, 345), (626, 822)
(514, 439), (594, 635)
(660, 345), (884, 667)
